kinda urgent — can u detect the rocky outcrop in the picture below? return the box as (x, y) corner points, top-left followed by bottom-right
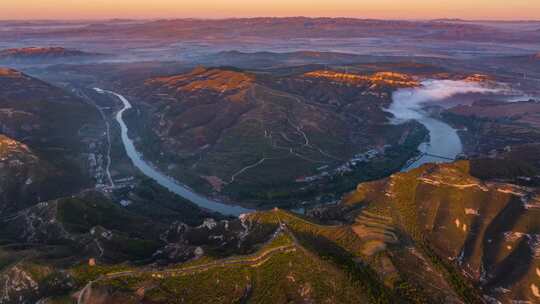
(155, 216), (277, 262)
(0, 263), (74, 304)
(1, 200), (72, 244)
(146, 67), (255, 101)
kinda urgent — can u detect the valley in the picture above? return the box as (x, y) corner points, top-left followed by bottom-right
(0, 17), (539, 304)
(97, 88), (252, 216)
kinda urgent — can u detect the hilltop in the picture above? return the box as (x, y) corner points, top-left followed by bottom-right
(303, 70), (420, 88)
(145, 67), (255, 102)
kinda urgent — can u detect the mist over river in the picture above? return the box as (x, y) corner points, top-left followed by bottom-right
(387, 80), (500, 170)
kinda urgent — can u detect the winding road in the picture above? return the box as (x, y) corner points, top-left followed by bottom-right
(77, 210), (299, 304)
(77, 244), (296, 303)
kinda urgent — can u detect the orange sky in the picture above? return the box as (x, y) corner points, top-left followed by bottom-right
(1, 0), (538, 20)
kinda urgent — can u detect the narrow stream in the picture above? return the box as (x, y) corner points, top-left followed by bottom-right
(95, 88), (253, 216)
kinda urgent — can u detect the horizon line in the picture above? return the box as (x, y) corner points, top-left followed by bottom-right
(1, 16), (540, 23)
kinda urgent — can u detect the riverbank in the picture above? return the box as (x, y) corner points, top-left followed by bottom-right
(402, 115), (462, 170)
(386, 80), (499, 171)
(95, 88), (253, 216)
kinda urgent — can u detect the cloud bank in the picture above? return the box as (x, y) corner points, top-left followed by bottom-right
(387, 79), (501, 121)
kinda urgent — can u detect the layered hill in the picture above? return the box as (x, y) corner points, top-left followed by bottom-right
(0, 47), (102, 64)
(339, 160), (540, 303)
(206, 50), (370, 68)
(0, 67), (100, 214)
(3, 18), (539, 44)
(125, 66), (426, 207)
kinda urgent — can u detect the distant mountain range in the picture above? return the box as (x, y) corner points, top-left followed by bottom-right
(0, 47), (103, 63)
(1, 18), (539, 44)
(210, 50), (368, 67)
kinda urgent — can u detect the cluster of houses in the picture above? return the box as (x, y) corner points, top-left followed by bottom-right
(296, 146), (388, 183)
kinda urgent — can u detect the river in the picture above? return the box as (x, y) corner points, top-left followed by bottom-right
(95, 88), (253, 216)
(401, 116), (463, 170)
(96, 80), (496, 214)
(388, 79), (499, 171)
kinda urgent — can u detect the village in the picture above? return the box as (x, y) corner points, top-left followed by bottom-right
(296, 146), (389, 183)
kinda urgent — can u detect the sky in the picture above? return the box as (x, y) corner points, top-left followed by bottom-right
(1, 0), (538, 20)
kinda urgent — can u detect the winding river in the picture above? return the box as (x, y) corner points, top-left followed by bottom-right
(401, 116), (462, 170)
(387, 79), (499, 171)
(94, 79), (498, 215)
(95, 88), (253, 216)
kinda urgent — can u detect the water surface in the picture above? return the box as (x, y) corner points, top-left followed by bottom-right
(95, 88), (253, 216)
(387, 80), (494, 170)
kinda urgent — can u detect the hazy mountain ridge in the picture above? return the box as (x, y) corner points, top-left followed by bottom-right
(0, 47), (103, 64)
(1, 18), (539, 44)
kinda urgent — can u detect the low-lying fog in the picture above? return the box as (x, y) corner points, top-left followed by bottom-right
(388, 80), (503, 170)
(388, 80), (502, 121)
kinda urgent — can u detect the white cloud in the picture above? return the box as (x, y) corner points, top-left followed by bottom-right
(387, 79), (501, 122)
